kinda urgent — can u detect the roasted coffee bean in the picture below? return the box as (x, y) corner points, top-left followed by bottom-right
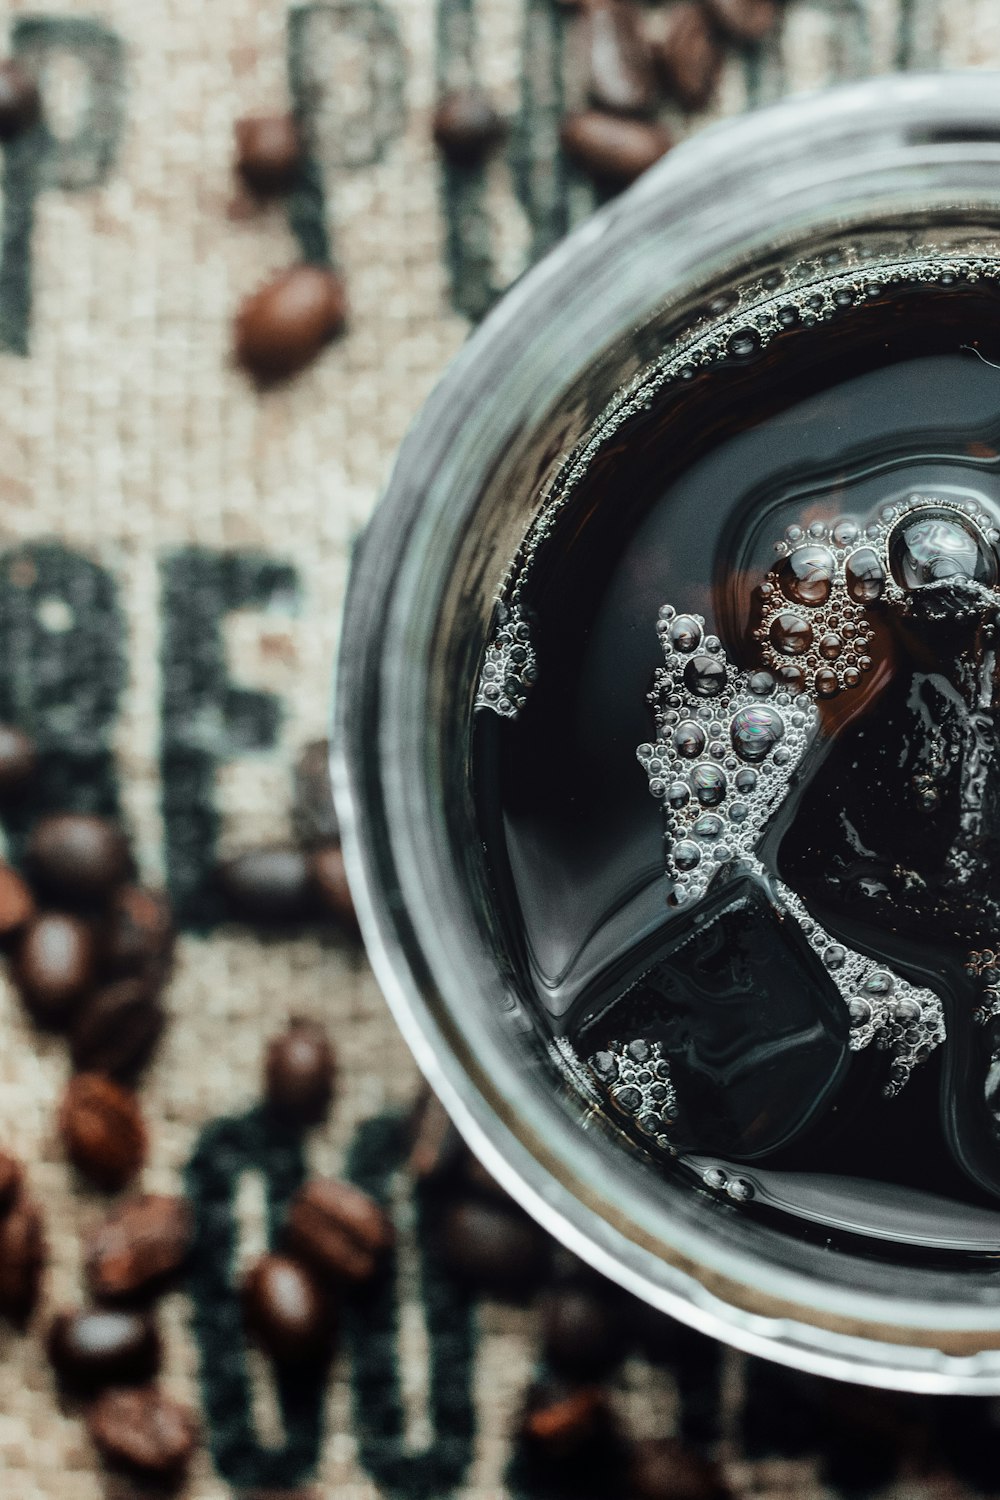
(0, 725), (37, 792)
(540, 1285), (628, 1379)
(703, 0), (780, 43)
(0, 1149), (23, 1211)
(87, 1385), (198, 1482)
(70, 978), (167, 1082)
(14, 912), (94, 1026)
(85, 1194), (193, 1303)
(432, 88), (507, 166)
(286, 1176), (394, 1282)
(243, 1253), (335, 1365)
(0, 1192), (44, 1323)
(292, 739), (339, 847)
(0, 863), (34, 946)
(101, 885), (174, 981)
(583, 0), (656, 117)
(59, 1074), (147, 1190)
(265, 1018), (336, 1125)
(48, 1307), (160, 1393)
(235, 264), (347, 382)
(219, 844), (314, 923)
(519, 1376), (614, 1462)
(653, 2), (724, 111)
(27, 813), (132, 904)
(560, 111), (671, 185)
(629, 1438), (732, 1500)
(0, 61), (39, 141)
(309, 842), (358, 931)
(439, 1198), (550, 1297)
(235, 113), (303, 195)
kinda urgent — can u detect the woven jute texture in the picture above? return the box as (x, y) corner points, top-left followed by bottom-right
(2, 1), (1000, 1497)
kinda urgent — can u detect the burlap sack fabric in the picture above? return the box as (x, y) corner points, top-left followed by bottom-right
(1, 1), (1000, 1496)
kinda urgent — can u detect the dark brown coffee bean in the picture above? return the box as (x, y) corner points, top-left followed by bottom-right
(0, 863), (34, 945)
(70, 978), (167, 1082)
(14, 912), (95, 1026)
(653, 2), (724, 111)
(265, 1018), (336, 1125)
(48, 1307), (160, 1393)
(235, 113), (303, 195)
(439, 1198), (549, 1297)
(235, 264), (347, 383)
(87, 1385), (198, 1481)
(0, 61), (40, 141)
(432, 88), (507, 166)
(59, 1074), (147, 1190)
(0, 1193), (44, 1324)
(242, 1253), (335, 1365)
(27, 813), (132, 904)
(583, 0), (656, 117)
(309, 842), (358, 932)
(100, 885), (174, 982)
(292, 739), (339, 847)
(629, 1438), (732, 1500)
(519, 1377), (613, 1461)
(560, 111), (671, 184)
(219, 844), (314, 923)
(85, 1194), (193, 1303)
(0, 725), (37, 792)
(703, 0), (779, 43)
(0, 1149), (23, 1211)
(540, 1285), (628, 1378)
(286, 1176), (394, 1283)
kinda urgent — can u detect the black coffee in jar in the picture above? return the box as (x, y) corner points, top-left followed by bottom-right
(475, 253), (1000, 1249)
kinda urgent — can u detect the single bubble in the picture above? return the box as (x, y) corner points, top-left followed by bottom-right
(692, 764), (727, 806)
(649, 779), (667, 798)
(888, 507), (997, 589)
(674, 840), (701, 871)
(730, 705), (785, 763)
(848, 997), (872, 1025)
(779, 545), (836, 607)
(833, 519), (859, 548)
(735, 768), (758, 793)
(728, 328), (760, 359)
(894, 997), (922, 1023)
(666, 781), (690, 808)
(749, 670), (775, 696)
(824, 944), (846, 970)
(843, 667), (861, 688)
(819, 632), (842, 660)
(814, 668), (840, 699)
(864, 970), (894, 997)
(692, 814), (724, 841)
(684, 655), (728, 697)
(670, 614), (702, 652)
(776, 664), (806, 693)
(674, 721), (706, 758)
(845, 547), (886, 602)
(769, 612), (814, 656)
(728, 802), (749, 823)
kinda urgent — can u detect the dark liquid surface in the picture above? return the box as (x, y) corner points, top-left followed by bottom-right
(476, 270), (1000, 1244)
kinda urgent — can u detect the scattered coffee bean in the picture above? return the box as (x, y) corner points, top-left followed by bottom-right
(48, 1306), (160, 1393)
(653, 2), (724, 111)
(235, 113), (303, 195)
(85, 1194), (193, 1303)
(100, 884), (174, 982)
(0, 61), (39, 141)
(540, 1284), (628, 1379)
(0, 724), (37, 792)
(59, 1074), (148, 1190)
(0, 863), (34, 946)
(703, 0), (780, 44)
(70, 977), (167, 1082)
(219, 844), (314, 923)
(27, 813), (132, 905)
(0, 1149), (23, 1211)
(265, 1018), (336, 1125)
(629, 1437), (732, 1500)
(292, 739), (339, 847)
(309, 842), (358, 931)
(438, 1198), (550, 1298)
(432, 88), (507, 166)
(234, 264), (347, 382)
(519, 1376), (614, 1462)
(243, 1252), (335, 1365)
(14, 912), (95, 1026)
(560, 111), (672, 184)
(87, 1385), (198, 1482)
(0, 1192), (44, 1323)
(286, 1176), (394, 1282)
(583, 0), (656, 117)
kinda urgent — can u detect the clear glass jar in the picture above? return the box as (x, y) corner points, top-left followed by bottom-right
(334, 73), (1000, 1392)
